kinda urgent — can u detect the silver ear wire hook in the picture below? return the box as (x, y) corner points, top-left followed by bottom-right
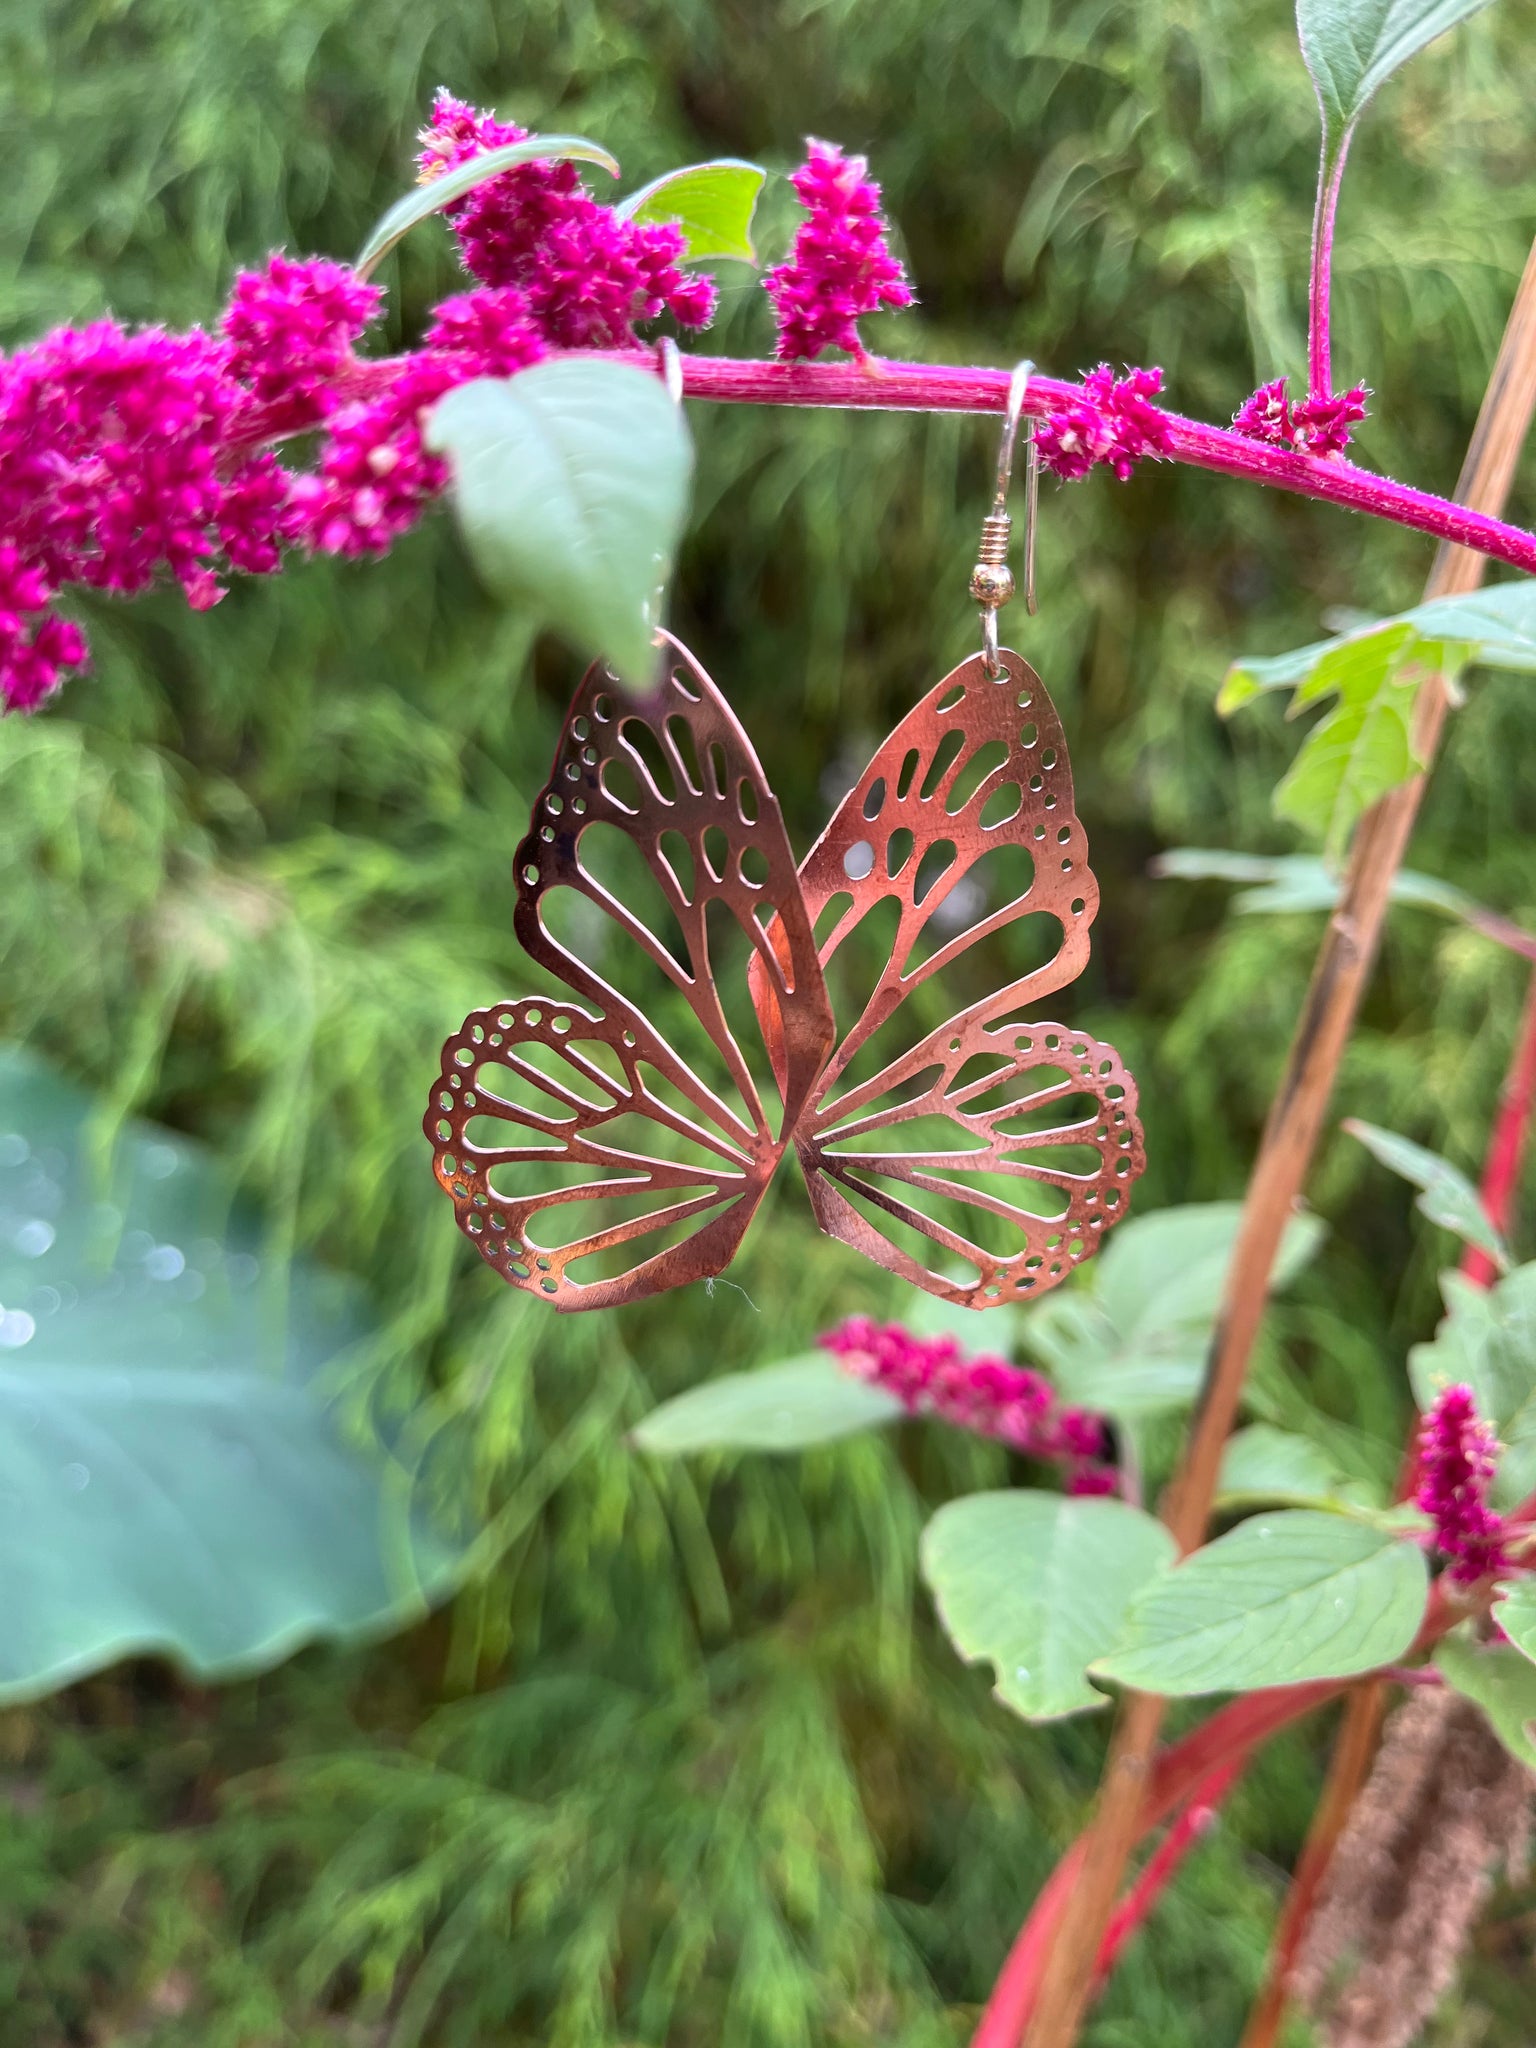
(970, 359), (1038, 676)
(656, 335), (684, 406)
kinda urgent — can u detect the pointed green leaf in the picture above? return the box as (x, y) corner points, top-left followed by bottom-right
(1216, 1425), (1358, 1509)
(616, 159), (766, 261)
(354, 136), (620, 280)
(921, 1491), (1177, 1721)
(1271, 625), (1433, 860)
(631, 1354), (904, 1454)
(0, 1047), (461, 1705)
(1436, 1629), (1536, 1768)
(1221, 581), (1536, 708)
(1093, 1510), (1427, 1695)
(427, 362), (693, 690)
(1494, 1580), (1536, 1668)
(1344, 1119), (1509, 1268)
(1297, 0), (1499, 178)
(1410, 1263), (1536, 1512)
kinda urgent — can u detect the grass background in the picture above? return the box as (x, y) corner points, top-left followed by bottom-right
(2, 0), (1535, 2039)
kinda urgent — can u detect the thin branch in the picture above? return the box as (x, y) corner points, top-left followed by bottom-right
(239, 351), (1536, 578)
(1308, 140), (1349, 400)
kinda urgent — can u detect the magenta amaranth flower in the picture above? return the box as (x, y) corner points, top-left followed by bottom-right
(222, 254), (380, 409)
(1292, 383), (1369, 457)
(1231, 376), (1368, 457)
(1417, 1384), (1509, 1585)
(820, 1315), (1116, 1491)
(1232, 377), (1292, 446)
(290, 289), (547, 558)
(0, 544), (85, 711)
(416, 90), (714, 347)
(1035, 364), (1172, 483)
(764, 139), (913, 361)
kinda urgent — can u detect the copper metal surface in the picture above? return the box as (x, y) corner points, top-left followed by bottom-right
(427, 637), (1144, 1310)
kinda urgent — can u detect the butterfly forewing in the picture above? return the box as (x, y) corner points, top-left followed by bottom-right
(778, 648), (1146, 1308)
(427, 638), (834, 1309)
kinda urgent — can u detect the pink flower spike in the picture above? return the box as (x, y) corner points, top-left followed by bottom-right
(1036, 364), (1171, 483)
(818, 1314), (1115, 1491)
(1291, 383), (1369, 458)
(415, 90), (714, 346)
(765, 139), (913, 362)
(222, 254), (380, 409)
(1417, 1383), (1509, 1585)
(1232, 377), (1293, 446)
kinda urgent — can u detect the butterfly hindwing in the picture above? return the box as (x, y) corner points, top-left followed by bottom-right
(776, 648), (1146, 1308)
(427, 639), (834, 1309)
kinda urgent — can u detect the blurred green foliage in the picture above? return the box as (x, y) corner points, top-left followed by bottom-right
(2, 0), (1536, 2040)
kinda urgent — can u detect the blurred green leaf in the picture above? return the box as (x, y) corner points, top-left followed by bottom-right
(616, 159), (766, 261)
(631, 1353), (904, 1453)
(921, 1491), (1176, 1720)
(1297, 0), (1500, 180)
(1436, 1629), (1536, 1768)
(1409, 1264), (1536, 1510)
(1344, 1118), (1509, 1267)
(1272, 625), (1432, 859)
(0, 1047), (460, 1705)
(354, 136), (621, 279)
(1495, 1581), (1536, 1667)
(1152, 849), (1494, 922)
(427, 363), (693, 689)
(1022, 1202), (1323, 1420)
(1216, 1424), (1362, 1508)
(1093, 1509), (1426, 1694)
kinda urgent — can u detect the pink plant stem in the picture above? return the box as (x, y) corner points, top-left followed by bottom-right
(1308, 144), (1348, 399)
(237, 353), (1536, 577)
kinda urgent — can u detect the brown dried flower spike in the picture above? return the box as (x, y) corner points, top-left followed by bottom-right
(425, 636), (1144, 1310)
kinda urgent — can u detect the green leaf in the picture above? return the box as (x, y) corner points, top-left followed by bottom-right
(1216, 1425), (1356, 1509)
(0, 1047), (461, 1705)
(1436, 1629), (1536, 1768)
(616, 159), (766, 261)
(1024, 1202), (1324, 1420)
(1410, 1263), (1536, 1511)
(1093, 1509), (1427, 1695)
(354, 136), (621, 280)
(920, 1492), (1177, 1720)
(1221, 581), (1536, 711)
(1269, 624), (1434, 860)
(1151, 849), (1492, 926)
(1343, 1119), (1509, 1268)
(1297, 0), (1499, 178)
(630, 1354), (904, 1454)
(1494, 1580), (1536, 1667)
(427, 362), (693, 690)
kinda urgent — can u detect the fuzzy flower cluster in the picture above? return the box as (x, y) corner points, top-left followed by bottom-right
(0, 89), (730, 712)
(1416, 1383), (1509, 1586)
(821, 1315), (1116, 1493)
(417, 91), (714, 346)
(1231, 377), (1369, 458)
(765, 140), (913, 361)
(1034, 364), (1173, 482)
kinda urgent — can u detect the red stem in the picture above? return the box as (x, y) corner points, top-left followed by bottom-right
(1095, 1756), (1247, 1983)
(239, 352), (1536, 577)
(970, 1586), (1462, 2048)
(1462, 962), (1536, 1286)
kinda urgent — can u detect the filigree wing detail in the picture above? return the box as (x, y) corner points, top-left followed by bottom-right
(769, 648), (1146, 1308)
(427, 638), (834, 1310)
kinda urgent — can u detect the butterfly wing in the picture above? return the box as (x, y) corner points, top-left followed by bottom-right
(761, 647), (1145, 1308)
(428, 637), (834, 1310)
